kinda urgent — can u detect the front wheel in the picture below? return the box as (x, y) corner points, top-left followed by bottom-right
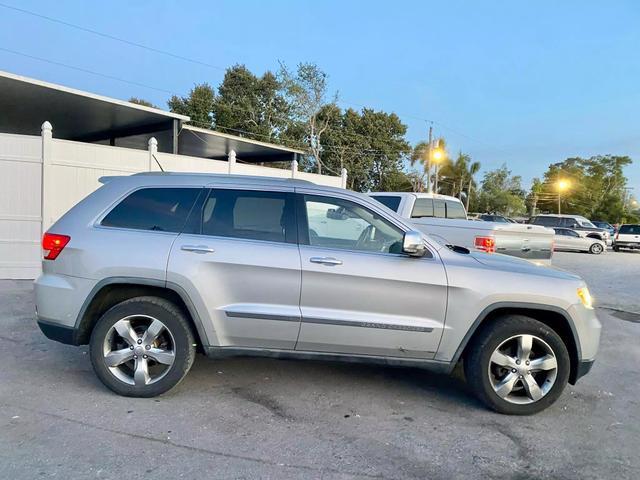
(589, 243), (604, 254)
(464, 315), (570, 415)
(90, 296), (196, 397)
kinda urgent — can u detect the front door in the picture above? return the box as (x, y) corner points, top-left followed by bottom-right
(295, 191), (448, 359)
(167, 187), (301, 350)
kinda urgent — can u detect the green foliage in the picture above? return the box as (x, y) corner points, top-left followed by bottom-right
(213, 65), (289, 142)
(129, 97), (157, 108)
(167, 83), (216, 129)
(319, 107), (410, 191)
(476, 165), (526, 215)
(537, 156), (633, 222)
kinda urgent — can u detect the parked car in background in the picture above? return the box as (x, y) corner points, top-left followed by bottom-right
(553, 228), (606, 254)
(591, 221), (616, 238)
(35, 173), (601, 414)
(479, 214), (514, 223)
(529, 214), (611, 245)
(613, 224), (640, 252)
(370, 192), (555, 264)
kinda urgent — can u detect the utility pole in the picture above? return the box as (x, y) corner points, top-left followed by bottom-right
(426, 125), (433, 193)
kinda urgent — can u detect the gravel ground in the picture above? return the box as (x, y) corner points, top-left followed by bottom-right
(1, 252), (639, 480)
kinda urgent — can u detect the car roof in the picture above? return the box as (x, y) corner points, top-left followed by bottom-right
(369, 191), (461, 202)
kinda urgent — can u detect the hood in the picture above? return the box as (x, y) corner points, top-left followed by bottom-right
(468, 251), (581, 281)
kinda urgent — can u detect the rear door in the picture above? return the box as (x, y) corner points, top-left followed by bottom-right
(167, 186), (302, 350)
(295, 190), (448, 359)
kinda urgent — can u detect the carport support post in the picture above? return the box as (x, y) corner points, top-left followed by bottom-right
(341, 168), (348, 189)
(148, 137), (158, 171)
(228, 149), (236, 174)
(40, 121), (53, 236)
(291, 158), (298, 179)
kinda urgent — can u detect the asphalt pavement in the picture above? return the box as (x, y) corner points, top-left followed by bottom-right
(1, 250), (639, 479)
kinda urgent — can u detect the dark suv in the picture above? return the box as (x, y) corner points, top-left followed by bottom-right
(529, 214), (610, 244)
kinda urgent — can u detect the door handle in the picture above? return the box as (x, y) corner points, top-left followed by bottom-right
(181, 245), (215, 254)
(310, 256), (343, 266)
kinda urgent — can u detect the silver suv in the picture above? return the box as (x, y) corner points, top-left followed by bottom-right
(35, 173), (601, 414)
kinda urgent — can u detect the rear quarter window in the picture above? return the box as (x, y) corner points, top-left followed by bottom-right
(101, 187), (201, 233)
(619, 225), (640, 234)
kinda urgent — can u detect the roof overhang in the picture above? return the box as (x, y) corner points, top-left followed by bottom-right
(0, 70), (306, 162)
(179, 125), (305, 162)
(0, 70), (187, 146)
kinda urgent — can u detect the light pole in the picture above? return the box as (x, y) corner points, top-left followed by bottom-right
(557, 179), (569, 214)
(432, 148), (444, 193)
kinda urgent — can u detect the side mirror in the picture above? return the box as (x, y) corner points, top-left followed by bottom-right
(402, 230), (427, 257)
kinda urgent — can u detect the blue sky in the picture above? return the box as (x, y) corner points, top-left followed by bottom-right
(0, 0), (638, 193)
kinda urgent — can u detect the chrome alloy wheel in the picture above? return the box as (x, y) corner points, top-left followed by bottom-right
(488, 334), (558, 404)
(102, 315), (176, 387)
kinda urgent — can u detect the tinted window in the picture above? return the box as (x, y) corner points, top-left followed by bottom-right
(433, 199), (446, 218)
(411, 198), (434, 218)
(445, 200), (467, 219)
(304, 195), (404, 254)
(533, 216), (559, 227)
(201, 189), (295, 243)
(560, 218), (579, 228)
(101, 187), (200, 232)
(371, 195), (402, 213)
(619, 225), (640, 234)
(553, 228), (566, 235)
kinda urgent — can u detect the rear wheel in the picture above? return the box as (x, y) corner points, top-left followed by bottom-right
(589, 243), (604, 254)
(90, 296), (196, 397)
(613, 246), (620, 252)
(465, 315), (570, 415)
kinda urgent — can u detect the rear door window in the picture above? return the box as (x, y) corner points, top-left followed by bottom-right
(371, 195), (402, 213)
(411, 198), (434, 218)
(101, 187), (201, 233)
(200, 189), (296, 244)
(445, 200), (466, 219)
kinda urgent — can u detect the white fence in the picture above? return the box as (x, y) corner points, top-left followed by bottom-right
(0, 122), (346, 279)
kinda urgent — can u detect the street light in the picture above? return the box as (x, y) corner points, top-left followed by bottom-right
(557, 179), (570, 214)
(432, 148), (444, 192)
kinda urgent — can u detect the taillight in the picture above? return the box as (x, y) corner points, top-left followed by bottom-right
(474, 236), (496, 253)
(42, 233), (70, 260)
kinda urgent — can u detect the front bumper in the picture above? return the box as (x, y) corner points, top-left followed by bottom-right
(571, 359), (595, 384)
(37, 319), (78, 345)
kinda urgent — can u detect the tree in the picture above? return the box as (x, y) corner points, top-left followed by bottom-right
(476, 165), (526, 215)
(536, 155), (633, 222)
(213, 65), (289, 142)
(279, 62), (338, 173)
(526, 178), (544, 216)
(129, 97), (157, 108)
(168, 83), (216, 129)
(318, 107), (410, 192)
(465, 161), (481, 212)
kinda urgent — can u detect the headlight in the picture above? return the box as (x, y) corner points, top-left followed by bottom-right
(577, 287), (594, 309)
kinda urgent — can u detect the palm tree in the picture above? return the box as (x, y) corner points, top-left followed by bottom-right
(465, 161), (481, 212)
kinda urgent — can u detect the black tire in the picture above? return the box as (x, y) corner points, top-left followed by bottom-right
(589, 243), (604, 255)
(464, 315), (570, 415)
(613, 246), (620, 252)
(90, 296), (196, 397)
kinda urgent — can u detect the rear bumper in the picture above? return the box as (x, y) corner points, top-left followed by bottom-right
(614, 242), (640, 249)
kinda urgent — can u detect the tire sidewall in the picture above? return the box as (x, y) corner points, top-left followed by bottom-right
(90, 298), (194, 397)
(470, 316), (570, 415)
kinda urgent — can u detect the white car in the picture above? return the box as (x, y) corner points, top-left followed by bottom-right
(613, 224), (640, 252)
(553, 228), (606, 254)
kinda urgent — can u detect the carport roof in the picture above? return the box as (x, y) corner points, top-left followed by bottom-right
(179, 125), (305, 162)
(0, 70), (305, 162)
